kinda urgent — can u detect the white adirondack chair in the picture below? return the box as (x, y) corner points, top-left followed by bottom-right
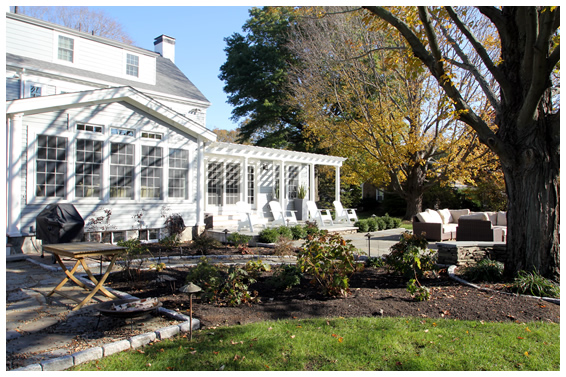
(333, 201), (358, 224)
(307, 201), (334, 227)
(236, 201), (264, 232)
(269, 201), (298, 227)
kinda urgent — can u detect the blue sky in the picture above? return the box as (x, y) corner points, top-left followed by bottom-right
(90, 5), (255, 131)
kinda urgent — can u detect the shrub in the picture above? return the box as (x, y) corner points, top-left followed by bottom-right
(186, 257), (259, 306)
(384, 232), (437, 301)
(227, 232), (252, 247)
(367, 217), (378, 232)
(376, 217), (387, 230)
(510, 270), (560, 298)
(355, 219), (369, 232)
(190, 232), (221, 255)
(164, 214), (185, 237)
(290, 224), (308, 240)
(304, 220), (321, 236)
(298, 232), (364, 297)
(268, 264), (302, 290)
(273, 237), (298, 256)
(276, 226), (293, 240)
(258, 228), (281, 243)
(462, 258), (504, 283)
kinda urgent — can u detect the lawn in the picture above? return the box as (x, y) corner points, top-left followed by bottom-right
(72, 316), (559, 371)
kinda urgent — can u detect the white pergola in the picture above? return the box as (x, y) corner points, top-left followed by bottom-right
(204, 141), (346, 213)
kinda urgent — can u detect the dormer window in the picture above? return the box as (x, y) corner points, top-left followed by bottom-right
(58, 36), (74, 62)
(126, 54), (139, 77)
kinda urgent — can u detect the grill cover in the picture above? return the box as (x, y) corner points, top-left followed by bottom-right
(36, 204), (85, 244)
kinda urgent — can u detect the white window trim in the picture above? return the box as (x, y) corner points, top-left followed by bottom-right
(53, 32), (76, 66)
(124, 51), (141, 80)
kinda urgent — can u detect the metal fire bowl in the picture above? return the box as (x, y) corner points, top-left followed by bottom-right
(96, 298), (162, 319)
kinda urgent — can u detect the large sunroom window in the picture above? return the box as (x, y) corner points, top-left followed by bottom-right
(141, 146), (163, 198)
(169, 149), (189, 199)
(75, 139), (102, 198)
(110, 142), (134, 198)
(36, 135), (67, 197)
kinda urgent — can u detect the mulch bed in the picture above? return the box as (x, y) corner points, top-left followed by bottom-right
(105, 246), (560, 328)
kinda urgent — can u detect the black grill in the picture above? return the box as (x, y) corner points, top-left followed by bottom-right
(36, 204), (85, 246)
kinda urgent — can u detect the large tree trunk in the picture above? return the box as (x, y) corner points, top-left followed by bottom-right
(500, 120), (560, 282)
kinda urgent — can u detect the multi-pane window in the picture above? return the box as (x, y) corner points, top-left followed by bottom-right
(77, 123), (103, 133)
(126, 54), (139, 77)
(111, 128), (134, 137)
(36, 135), (67, 197)
(225, 163), (240, 205)
(207, 162), (222, 205)
(58, 36), (74, 62)
(169, 149), (188, 198)
(75, 139), (102, 198)
(141, 132), (162, 140)
(110, 143), (134, 198)
(30, 85), (42, 97)
(247, 166), (255, 205)
(287, 166), (299, 199)
(141, 146), (162, 198)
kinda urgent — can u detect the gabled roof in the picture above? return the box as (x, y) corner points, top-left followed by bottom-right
(6, 53), (210, 106)
(5, 86), (217, 142)
(206, 142), (346, 167)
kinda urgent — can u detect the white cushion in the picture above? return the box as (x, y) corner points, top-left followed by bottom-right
(460, 212), (490, 221)
(442, 223), (458, 233)
(426, 209), (443, 223)
(450, 209), (470, 222)
(416, 211), (432, 223)
(497, 211), (507, 226)
(437, 208), (453, 224)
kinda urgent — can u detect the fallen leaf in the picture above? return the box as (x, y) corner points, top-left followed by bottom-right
(137, 350), (145, 354)
(524, 351), (529, 357)
(268, 327), (273, 331)
(338, 337), (343, 343)
(517, 337), (524, 340)
(525, 327), (531, 332)
(290, 335), (296, 339)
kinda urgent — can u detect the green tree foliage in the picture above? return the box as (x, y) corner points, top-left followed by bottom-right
(219, 7), (305, 149)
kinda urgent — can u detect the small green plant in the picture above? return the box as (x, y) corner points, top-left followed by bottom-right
(376, 217), (387, 230)
(304, 220), (321, 236)
(510, 270), (560, 298)
(290, 224), (308, 240)
(185, 257), (222, 302)
(298, 232), (364, 297)
(385, 232), (437, 301)
(297, 184), (308, 199)
(245, 259), (271, 279)
(117, 239), (150, 281)
(149, 262), (166, 272)
(217, 266), (259, 306)
(365, 256), (385, 268)
(158, 234), (180, 251)
(190, 232), (221, 255)
(268, 264), (302, 290)
(462, 258), (504, 283)
(258, 228), (281, 243)
(227, 232), (252, 247)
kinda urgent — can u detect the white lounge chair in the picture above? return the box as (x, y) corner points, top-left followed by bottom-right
(269, 201), (298, 227)
(333, 201), (358, 224)
(236, 201), (265, 232)
(307, 201), (334, 227)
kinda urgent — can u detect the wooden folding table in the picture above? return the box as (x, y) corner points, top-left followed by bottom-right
(42, 242), (126, 311)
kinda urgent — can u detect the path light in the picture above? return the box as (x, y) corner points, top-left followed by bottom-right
(366, 232), (372, 257)
(223, 229), (229, 250)
(179, 282), (202, 341)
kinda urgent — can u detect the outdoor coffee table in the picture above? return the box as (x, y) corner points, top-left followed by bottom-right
(43, 242), (126, 311)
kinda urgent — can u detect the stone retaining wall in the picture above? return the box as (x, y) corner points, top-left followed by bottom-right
(436, 242), (507, 266)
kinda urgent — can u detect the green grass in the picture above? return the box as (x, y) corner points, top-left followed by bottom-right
(73, 317), (559, 371)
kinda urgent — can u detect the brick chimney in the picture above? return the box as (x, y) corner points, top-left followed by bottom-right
(154, 35), (175, 63)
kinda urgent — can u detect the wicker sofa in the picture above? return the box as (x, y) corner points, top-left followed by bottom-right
(456, 211), (507, 242)
(413, 208), (507, 242)
(412, 209), (470, 241)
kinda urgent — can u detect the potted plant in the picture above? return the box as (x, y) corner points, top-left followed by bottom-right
(294, 184), (309, 221)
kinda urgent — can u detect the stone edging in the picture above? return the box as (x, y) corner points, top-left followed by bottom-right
(447, 265), (560, 306)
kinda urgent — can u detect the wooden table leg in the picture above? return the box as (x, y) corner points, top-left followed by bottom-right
(72, 253), (120, 311)
(79, 258), (118, 299)
(48, 254), (89, 296)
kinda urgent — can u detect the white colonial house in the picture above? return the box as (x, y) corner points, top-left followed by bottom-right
(5, 11), (345, 254)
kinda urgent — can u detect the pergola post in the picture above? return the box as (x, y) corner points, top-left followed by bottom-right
(309, 163), (315, 201)
(335, 165), (341, 203)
